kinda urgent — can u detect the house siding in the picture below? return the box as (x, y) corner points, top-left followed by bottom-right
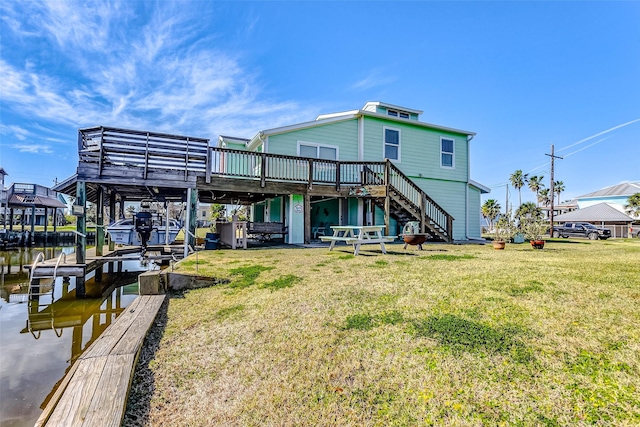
(266, 120), (359, 160)
(417, 178), (468, 240)
(467, 185), (482, 238)
(224, 141), (246, 151)
(362, 117), (469, 183)
(239, 105), (485, 242)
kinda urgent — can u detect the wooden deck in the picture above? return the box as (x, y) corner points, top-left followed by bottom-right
(35, 294), (166, 427)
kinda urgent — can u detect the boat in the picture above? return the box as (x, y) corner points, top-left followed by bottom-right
(106, 218), (181, 246)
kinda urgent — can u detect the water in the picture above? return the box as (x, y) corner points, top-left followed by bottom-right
(0, 247), (148, 427)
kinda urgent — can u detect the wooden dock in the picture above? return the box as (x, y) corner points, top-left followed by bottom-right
(35, 294), (166, 427)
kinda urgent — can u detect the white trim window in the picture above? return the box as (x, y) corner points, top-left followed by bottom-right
(440, 137), (455, 168)
(298, 141), (339, 182)
(387, 109), (410, 119)
(383, 127), (400, 161)
(297, 141), (338, 160)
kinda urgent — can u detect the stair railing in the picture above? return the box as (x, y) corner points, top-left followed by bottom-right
(386, 161), (454, 241)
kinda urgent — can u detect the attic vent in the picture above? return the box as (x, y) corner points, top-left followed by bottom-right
(387, 109), (410, 119)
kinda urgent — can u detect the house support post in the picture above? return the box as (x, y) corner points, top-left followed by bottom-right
(44, 207), (49, 242)
(304, 194), (311, 244)
(95, 186), (104, 284)
(76, 180), (87, 265)
(96, 186), (104, 257)
(108, 192), (116, 251)
(420, 193), (427, 234)
(29, 205), (36, 237)
(183, 188), (197, 258)
(384, 161), (391, 235)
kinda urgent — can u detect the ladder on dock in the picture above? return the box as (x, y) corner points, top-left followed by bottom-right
(28, 252), (67, 303)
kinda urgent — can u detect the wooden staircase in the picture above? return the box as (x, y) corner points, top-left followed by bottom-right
(366, 162), (454, 242)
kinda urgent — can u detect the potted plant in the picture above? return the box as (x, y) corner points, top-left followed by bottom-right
(493, 214), (515, 250)
(517, 204), (547, 249)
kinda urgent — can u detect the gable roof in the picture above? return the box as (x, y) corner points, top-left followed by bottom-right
(577, 182), (640, 199)
(246, 102), (475, 150)
(554, 202), (634, 222)
(361, 101), (423, 116)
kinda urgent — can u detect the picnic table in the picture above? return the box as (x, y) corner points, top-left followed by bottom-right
(320, 225), (395, 255)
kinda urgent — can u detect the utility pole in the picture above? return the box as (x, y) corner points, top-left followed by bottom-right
(545, 144), (563, 236)
(505, 183), (509, 215)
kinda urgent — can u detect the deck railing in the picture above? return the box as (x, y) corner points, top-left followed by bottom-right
(78, 127), (210, 180)
(209, 147), (386, 189)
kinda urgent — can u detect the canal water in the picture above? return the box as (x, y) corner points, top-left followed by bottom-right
(0, 246), (150, 427)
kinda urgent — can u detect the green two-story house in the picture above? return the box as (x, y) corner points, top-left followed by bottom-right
(218, 101), (489, 243)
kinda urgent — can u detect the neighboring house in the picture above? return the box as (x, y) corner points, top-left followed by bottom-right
(554, 202), (635, 238)
(219, 101), (489, 242)
(197, 203), (211, 227)
(5, 183), (67, 227)
(576, 181), (640, 217)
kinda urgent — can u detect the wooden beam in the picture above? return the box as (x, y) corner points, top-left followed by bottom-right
(96, 186), (104, 257)
(304, 194), (311, 244)
(384, 161), (391, 234)
(76, 181), (86, 265)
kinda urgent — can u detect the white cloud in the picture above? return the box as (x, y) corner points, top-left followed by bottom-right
(13, 144), (53, 154)
(352, 69), (397, 90)
(0, 124), (30, 141)
(0, 1), (314, 141)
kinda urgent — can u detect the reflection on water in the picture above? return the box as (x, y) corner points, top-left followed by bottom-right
(0, 247), (147, 427)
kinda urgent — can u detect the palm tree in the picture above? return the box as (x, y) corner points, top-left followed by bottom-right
(527, 175), (544, 206)
(509, 170), (528, 207)
(625, 193), (640, 218)
(554, 181), (565, 205)
(481, 199), (501, 232)
(538, 188), (551, 207)
(515, 202), (542, 221)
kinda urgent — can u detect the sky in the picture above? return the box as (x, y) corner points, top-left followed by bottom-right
(1, 0), (639, 211)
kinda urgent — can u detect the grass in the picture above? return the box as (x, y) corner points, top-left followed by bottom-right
(127, 239), (640, 426)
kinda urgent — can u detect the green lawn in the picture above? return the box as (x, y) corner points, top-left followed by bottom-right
(125, 239), (640, 426)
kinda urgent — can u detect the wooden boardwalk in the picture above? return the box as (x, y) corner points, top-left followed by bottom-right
(35, 294), (166, 427)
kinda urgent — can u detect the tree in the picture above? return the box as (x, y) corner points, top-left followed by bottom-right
(515, 202), (545, 241)
(509, 170), (528, 207)
(126, 205), (136, 218)
(210, 204), (226, 223)
(209, 203), (226, 233)
(554, 181), (565, 205)
(527, 175), (544, 206)
(481, 199), (501, 231)
(625, 193), (640, 218)
(538, 188), (551, 207)
(515, 202), (542, 222)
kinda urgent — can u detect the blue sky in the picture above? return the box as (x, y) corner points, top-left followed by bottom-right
(1, 1), (639, 210)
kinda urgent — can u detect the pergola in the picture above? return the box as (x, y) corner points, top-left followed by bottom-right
(4, 183), (67, 233)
